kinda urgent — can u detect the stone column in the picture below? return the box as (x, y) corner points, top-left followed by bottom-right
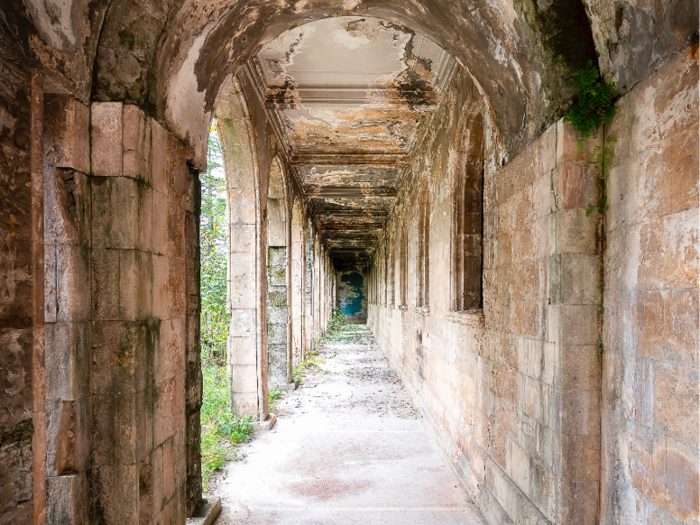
(216, 115), (262, 419)
(551, 120), (603, 525)
(304, 220), (314, 354)
(43, 94), (92, 525)
(88, 102), (193, 523)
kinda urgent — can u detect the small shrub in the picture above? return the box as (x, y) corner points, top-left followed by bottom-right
(201, 366), (253, 489)
(564, 61), (617, 149)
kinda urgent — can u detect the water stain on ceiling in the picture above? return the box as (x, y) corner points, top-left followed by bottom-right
(244, 16), (456, 269)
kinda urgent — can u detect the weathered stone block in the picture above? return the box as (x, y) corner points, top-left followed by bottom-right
(154, 373), (185, 447)
(167, 194), (186, 259)
(45, 168), (93, 247)
(522, 375), (541, 420)
(0, 330), (34, 426)
(231, 364), (258, 394)
(46, 472), (88, 525)
(135, 388), (155, 465)
(118, 249), (138, 321)
(45, 245), (58, 323)
(560, 209), (597, 254)
(637, 210), (698, 290)
(231, 223), (256, 253)
(562, 346), (600, 392)
(122, 105), (151, 180)
(561, 480), (598, 525)
(561, 304), (599, 346)
(92, 177), (138, 249)
(649, 436), (699, 523)
(89, 464), (138, 523)
(152, 254), (169, 319)
(562, 390), (599, 436)
(553, 161), (598, 211)
(561, 253), (600, 305)
(91, 102), (123, 178)
(652, 362), (699, 446)
(45, 322), (90, 401)
(45, 396), (90, 476)
(138, 183), (154, 253)
(91, 393), (117, 465)
(44, 96), (90, 174)
(56, 244), (91, 322)
(0, 419), (33, 515)
(150, 119), (168, 195)
(556, 119), (603, 164)
(156, 317), (186, 385)
(91, 247), (120, 320)
(152, 189), (168, 256)
(229, 334), (257, 367)
(562, 432), (600, 481)
(91, 321), (150, 395)
(138, 452), (154, 524)
(166, 135), (189, 200)
(168, 257), (187, 318)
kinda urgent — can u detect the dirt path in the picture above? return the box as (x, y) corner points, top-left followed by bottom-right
(209, 324), (486, 525)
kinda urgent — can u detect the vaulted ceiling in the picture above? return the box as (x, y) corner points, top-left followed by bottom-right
(243, 17), (456, 270)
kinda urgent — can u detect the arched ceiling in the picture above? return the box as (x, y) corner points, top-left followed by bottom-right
(2, 0), (696, 168)
(241, 17), (456, 268)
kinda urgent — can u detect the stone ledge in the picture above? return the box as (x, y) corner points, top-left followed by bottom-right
(186, 497), (221, 525)
(445, 309), (485, 328)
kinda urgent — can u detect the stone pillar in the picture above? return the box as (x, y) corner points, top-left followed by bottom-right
(87, 102), (193, 523)
(216, 115), (262, 419)
(290, 203), (305, 368)
(551, 120), (603, 524)
(43, 94), (91, 525)
(304, 220), (314, 354)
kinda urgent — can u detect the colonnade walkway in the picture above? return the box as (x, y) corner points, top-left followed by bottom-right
(211, 324), (486, 524)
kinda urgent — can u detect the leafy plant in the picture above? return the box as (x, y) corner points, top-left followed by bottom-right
(200, 366), (253, 489)
(565, 64), (617, 361)
(564, 61), (617, 150)
(268, 388), (283, 404)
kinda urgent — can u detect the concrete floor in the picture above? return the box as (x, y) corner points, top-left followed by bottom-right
(211, 324), (486, 524)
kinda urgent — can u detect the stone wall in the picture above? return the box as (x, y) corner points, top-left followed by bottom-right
(368, 44), (698, 525)
(370, 63), (600, 524)
(0, 57), (37, 525)
(601, 47), (698, 525)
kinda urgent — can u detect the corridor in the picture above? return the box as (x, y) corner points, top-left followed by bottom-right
(212, 324), (486, 525)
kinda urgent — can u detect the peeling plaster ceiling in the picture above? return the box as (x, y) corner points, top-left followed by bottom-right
(245, 16), (456, 269)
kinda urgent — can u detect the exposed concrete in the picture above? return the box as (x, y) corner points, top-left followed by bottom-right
(211, 324), (487, 524)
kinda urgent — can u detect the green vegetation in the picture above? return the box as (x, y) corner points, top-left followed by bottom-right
(566, 62), (618, 356)
(200, 366), (253, 489)
(564, 60), (617, 150)
(200, 126), (252, 490)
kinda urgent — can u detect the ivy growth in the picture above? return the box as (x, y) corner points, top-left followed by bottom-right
(564, 61), (617, 151)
